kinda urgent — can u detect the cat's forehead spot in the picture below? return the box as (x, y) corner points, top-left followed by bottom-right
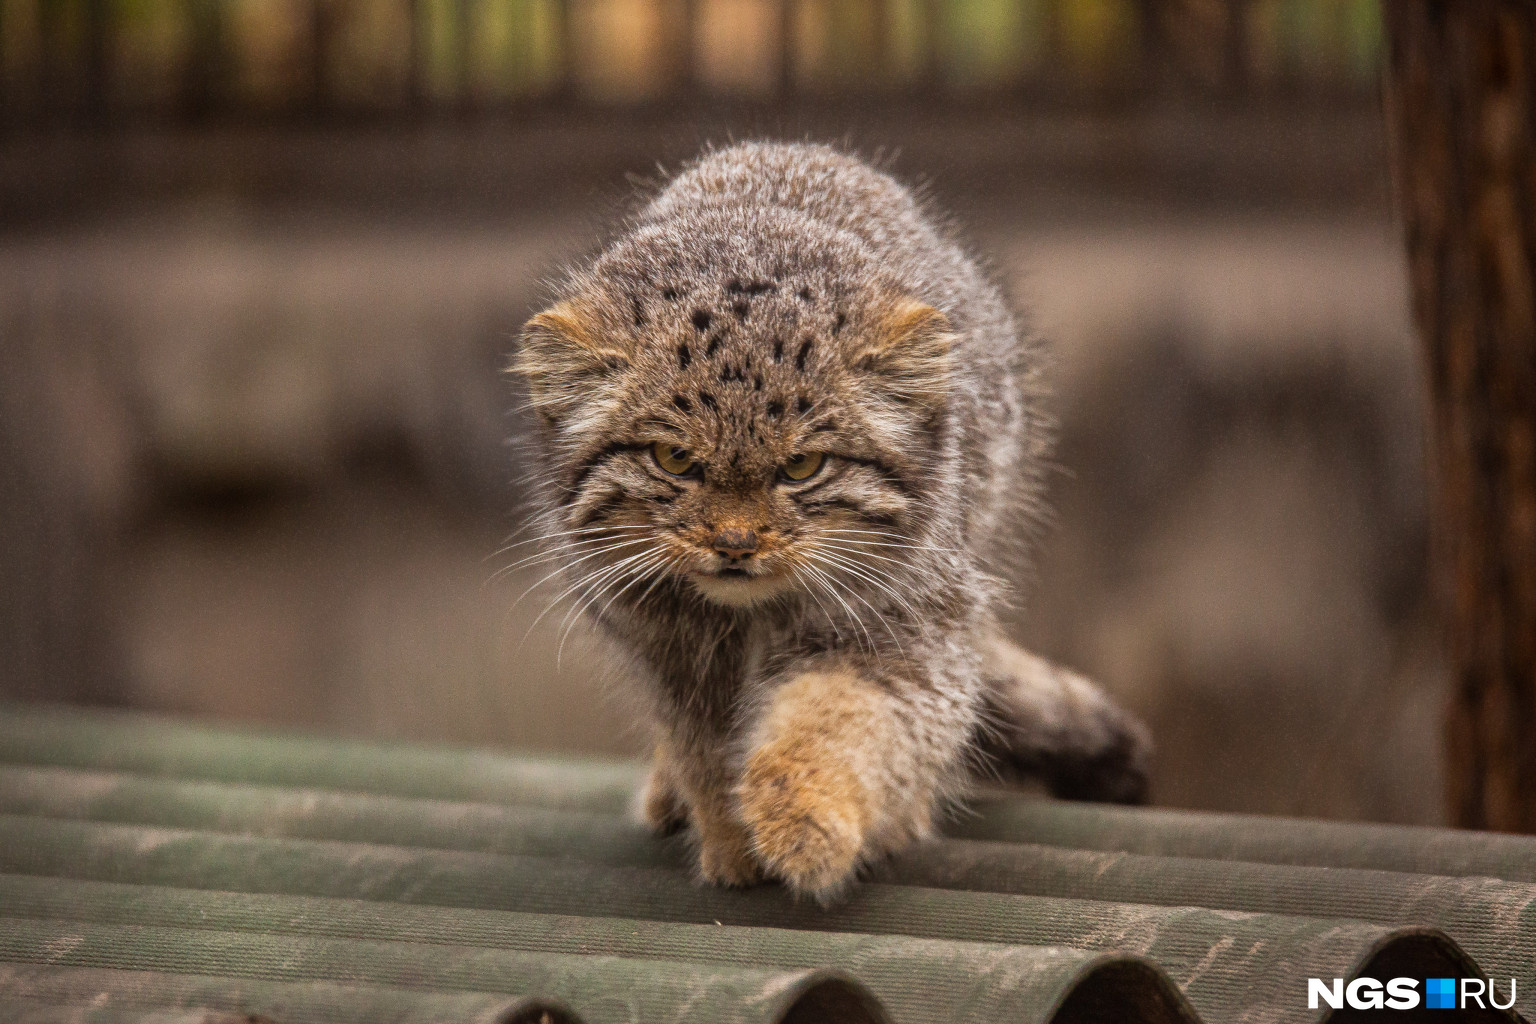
(620, 273), (858, 452)
(726, 277), (777, 297)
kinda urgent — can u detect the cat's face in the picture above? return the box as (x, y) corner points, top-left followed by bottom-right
(515, 275), (952, 610)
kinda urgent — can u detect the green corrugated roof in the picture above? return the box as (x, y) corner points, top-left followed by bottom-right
(0, 705), (1529, 1024)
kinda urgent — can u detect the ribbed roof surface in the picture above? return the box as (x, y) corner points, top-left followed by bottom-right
(0, 705), (1530, 1024)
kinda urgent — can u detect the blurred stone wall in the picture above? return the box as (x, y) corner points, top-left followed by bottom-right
(1015, 222), (1433, 823)
(0, 101), (1434, 822)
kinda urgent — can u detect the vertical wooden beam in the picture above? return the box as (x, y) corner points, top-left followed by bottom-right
(83, 0), (111, 122)
(777, 0), (795, 99)
(1224, 0), (1250, 96)
(678, 0), (700, 97)
(0, 2), (7, 124)
(1133, 0), (1165, 97)
(1384, 1), (1536, 832)
(869, 0), (890, 87)
(310, 0), (336, 115)
(37, 0), (65, 118)
(183, 0), (227, 119)
(406, 0), (425, 110)
(920, 0), (943, 94)
(454, 0), (473, 111)
(554, 0), (576, 99)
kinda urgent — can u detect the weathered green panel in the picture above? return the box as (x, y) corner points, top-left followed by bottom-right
(0, 917), (885, 1024)
(4, 763), (1531, 998)
(0, 966), (566, 1024)
(0, 1002), (231, 1024)
(0, 814), (1502, 1023)
(0, 874), (1191, 1024)
(0, 704), (1530, 1024)
(878, 838), (1536, 993)
(7, 705), (1531, 883)
(0, 764), (671, 870)
(0, 706), (638, 812)
(956, 795), (1536, 882)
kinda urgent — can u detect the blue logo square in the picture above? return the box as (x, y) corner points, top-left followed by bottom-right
(1426, 978), (1456, 1009)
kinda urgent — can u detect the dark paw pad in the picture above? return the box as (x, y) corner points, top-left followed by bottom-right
(1042, 719), (1152, 805)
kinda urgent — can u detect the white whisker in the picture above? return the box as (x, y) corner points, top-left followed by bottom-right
(803, 551), (908, 661)
(788, 563), (843, 643)
(805, 546), (923, 623)
(557, 550), (671, 666)
(486, 523), (655, 563)
(798, 560), (877, 656)
(811, 541), (951, 583)
(523, 547), (659, 647)
(489, 530), (656, 580)
(818, 529), (963, 554)
(512, 537), (654, 613)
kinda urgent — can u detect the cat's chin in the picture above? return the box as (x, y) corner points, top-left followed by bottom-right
(690, 571), (792, 608)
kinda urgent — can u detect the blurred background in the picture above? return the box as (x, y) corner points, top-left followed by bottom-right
(0, 0), (1434, 823)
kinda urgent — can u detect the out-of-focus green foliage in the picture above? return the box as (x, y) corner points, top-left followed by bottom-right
(0, 0), (1382, 120)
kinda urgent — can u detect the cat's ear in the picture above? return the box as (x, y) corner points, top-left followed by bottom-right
(510, 299), (630, 422)
(854, 297), (954, 407)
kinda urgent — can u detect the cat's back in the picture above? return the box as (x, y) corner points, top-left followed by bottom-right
(639, 143), (994, 321)
(643, 142), (927, 256)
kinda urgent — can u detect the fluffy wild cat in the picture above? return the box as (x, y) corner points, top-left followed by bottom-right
(512, 141), (1150, 900)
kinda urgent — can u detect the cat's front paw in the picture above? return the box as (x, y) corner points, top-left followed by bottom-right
(694, 818), (764, 887)
(737, 741), (870, 901)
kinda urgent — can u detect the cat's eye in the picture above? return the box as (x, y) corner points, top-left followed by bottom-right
(652, 442), (697, 477)
(780, 451), (824, 481)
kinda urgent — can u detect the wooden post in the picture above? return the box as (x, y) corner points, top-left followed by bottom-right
(554, 0), (577, 100)
(777, 0), (796, 99)
(406, 0), (424, 110)
(920, 0), (943, 95)
(869, 0), (890, 88)
(1223, 0), (1249, 96)
(183, 0), (228, 119)
(1384, 2), (1536, 832)
(83, 0), (111, 122)
(310, 0), (336, 115)
(675, 0), (700, 98)
(454, 0), (473, 112)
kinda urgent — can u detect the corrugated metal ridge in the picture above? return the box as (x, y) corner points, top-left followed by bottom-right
(2, 705), (1531, 883)
(0, 966), (576, 1024)
(0, 705), (1529, 1024)
(3, 765), (1533, 993)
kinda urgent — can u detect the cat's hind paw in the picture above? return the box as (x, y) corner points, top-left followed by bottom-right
(1037, 705), (1152, 805)
(636, 767), (689, 836)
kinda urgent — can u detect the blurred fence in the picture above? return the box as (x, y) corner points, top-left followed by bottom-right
(1, 0), (1381, 123)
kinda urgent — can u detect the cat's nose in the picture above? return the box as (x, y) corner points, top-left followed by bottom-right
(711, 528), (759, 560)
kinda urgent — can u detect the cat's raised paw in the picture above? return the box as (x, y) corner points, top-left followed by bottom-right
(737, 743), (869, 900)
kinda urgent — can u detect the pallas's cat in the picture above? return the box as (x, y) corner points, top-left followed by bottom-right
(512, 142), (1149, 900)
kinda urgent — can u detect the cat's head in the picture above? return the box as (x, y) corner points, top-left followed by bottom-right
(512, 225), (954, 610)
